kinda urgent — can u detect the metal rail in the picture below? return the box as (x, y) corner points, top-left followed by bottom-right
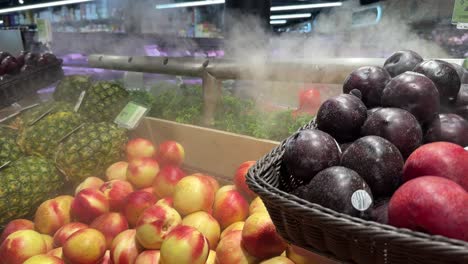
(87, 54), (466, 125)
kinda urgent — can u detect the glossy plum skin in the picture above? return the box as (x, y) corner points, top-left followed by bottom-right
(456, 85), (468, 107)
(388, 176), (468, 242)
(383, 50), (423, 77)
(316, 94), (367, 143)
(403, 142), (468, 191)
(283, 129), (341, 183)
(293, 166), (373, 218)
(371, 198), (390, 225)
(413, 60), (461, 105)
(361, 108), (422, 158)
(343, 66), (391, 107)
(341, 136), (404, 199)
(381, 72), (440, 124)
(424, 113), (468, 147)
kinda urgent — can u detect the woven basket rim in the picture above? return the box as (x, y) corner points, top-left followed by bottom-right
(246, 126), (468, 253)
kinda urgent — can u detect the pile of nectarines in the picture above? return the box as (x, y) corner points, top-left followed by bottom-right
(0, 137), (317, 264)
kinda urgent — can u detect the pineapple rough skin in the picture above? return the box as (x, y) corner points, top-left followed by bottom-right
(0, 156), (63, 228)
(17, 111), (84, 159)
(53, 75), (92, 103)
(0, 127), (22, 165)
(55, 122), (128, 184)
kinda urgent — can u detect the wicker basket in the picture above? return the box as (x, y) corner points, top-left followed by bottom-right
(246, 120), (468, 264)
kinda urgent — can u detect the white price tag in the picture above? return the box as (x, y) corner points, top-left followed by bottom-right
(351, 190), (373, 212)
(457, 23), (468, 29)
(114, 102), (149, 130)
(74, 91), (86, 112)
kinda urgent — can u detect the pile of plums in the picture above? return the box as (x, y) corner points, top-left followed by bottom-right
(0, 51), (60, 80)
(283, 50), (468, 242)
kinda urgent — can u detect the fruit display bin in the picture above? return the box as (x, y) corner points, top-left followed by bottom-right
(0, 61), (64, 108)
(246, 120), (468, 264)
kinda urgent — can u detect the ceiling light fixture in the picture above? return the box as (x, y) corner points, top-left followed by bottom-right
(270, 20), (287, 25)
(271, 2), (342, 12)
(156, 0), (225, 9)
(0, 0), (94, 14)
(270, 13), (312, 20)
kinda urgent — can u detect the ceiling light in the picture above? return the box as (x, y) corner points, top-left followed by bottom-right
(156, 0), (225, 9)
(18, 0), (25, 4)
(270, 13), (312, 20)
(270, 20), (287, 25)
(271, 2), (342, 12)
(0, 0), (94, 14)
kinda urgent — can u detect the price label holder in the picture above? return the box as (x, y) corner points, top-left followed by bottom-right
(114, 102), (149, 130)
(74, 91), (86, 112)
(453, 0), (468, 29)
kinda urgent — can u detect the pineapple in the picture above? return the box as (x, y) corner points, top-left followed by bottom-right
(11, 101), (75, 131)
(17, 111), (84, 158)
(55, 122), (128, 184)
(79, 81), (129, 123)
(0, 126), (22, 165)
(53, 75), (92, 103)
(0, 156), (63, 227)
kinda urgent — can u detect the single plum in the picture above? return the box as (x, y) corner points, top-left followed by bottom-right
(1, 56), (19, 75)
(316, 94), (367, 143)
(456, 84), (468, 107)
(343, 66), (391, 107)
(341, 136), (404, 199)
(413, 60), (461, 105)
(295, 166), (373, 218)
(424, 113), (468, 147)
(383, 50), (423, 77)
(361, 108), (422, 158)
(0, 51), (12, 63)
(283, 129), (341, 183)
(381, 71), (440, 124)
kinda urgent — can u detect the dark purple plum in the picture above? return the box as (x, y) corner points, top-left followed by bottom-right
(413, 60), (461, 105)
(283, 129), (341, 183)
(20, 64), (34, 73)
(367, 107), (382, 117)
(0, 51), (12, 63)
(340, 142), (353, 153)
(293, 166), (373, 218)
(343, 66), (391, 107)
(452, 63), (467, 84)
(42, 52), (58, 64)
(424, 113), (468, 147)
(456, 84), (468, 107)
(24, 53), (38, 66)
(348, 88), (362, 100)
(1, 56), (19, 75)
(16, 51), (28, 67)
(383, 50), (423, 77)
(341, 136), (404, 199)
(361, 108), (422, 158)
(316, 94), (367, 143)
(381, 71), (440, 124)
(456, 106), (468, 120)
(371, 198), (390, 224)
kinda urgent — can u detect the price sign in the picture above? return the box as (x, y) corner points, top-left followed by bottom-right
(114, 102), (149, 129)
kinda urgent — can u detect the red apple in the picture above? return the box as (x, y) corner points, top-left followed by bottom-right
(0, 230), (48, 264)
(160, 225), (209, 264)
(173, 175), (216, 216)
(136, 204), (182, 249)
(158, 141), (185, 167)
(403, 142), (468, 190)
(234, 161), (257, 200)
(213, 187), (249, 229)
(388, 176), (468, 242)
(90, 213), (129, 249)
(123, 191), (157, 227)
(71, 188), (110, 224)
(127, 158), (160, 189)
(0, 219), (34, 244)
(110, 229), (142, 264)
(75, 177), (105, 195)
(100, 180), (134, 211)
(153, 165), (186, 198)
(126, 138), (157, 161)
(242, 213), (287, 260)
(106, 161), (129, 181)
(53, 222), (88, 248)
(62, 228), (107, 264)
(135, 250), (160, 264)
